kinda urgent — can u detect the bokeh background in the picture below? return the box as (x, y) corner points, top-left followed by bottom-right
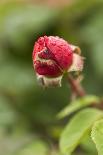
(0, 0), (103, 155)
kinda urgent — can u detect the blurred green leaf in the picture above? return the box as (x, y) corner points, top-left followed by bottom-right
(0, 3), (58, 57)
(0, 95), (16, 127)
(91, 119), (103, 155)
(0, 62), (36, 95)
(60, 108), (103, 155)
(16, 139), (49, 155)
(80, 9), (103, 77)
(0, 130), (33, 155)
(50, 149), (62, 155)
(57, 95), (100, 119)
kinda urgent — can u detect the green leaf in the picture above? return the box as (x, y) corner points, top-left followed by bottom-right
(0, 95), (16, 127)
(16, 139), (49, 155)
(81, 131), (97, 155)
(57, 95), (100, 119)
(91, 119), (103, 155)
(60, 108), (103, 155)
(0, 131), (33, 155)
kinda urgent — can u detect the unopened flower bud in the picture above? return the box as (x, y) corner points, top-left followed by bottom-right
(32, 36), (84, 87)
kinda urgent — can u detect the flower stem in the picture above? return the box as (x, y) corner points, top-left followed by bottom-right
(68, 74), (86, 97)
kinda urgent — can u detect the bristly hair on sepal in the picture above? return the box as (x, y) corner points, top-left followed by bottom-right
(37, 74), (63, 87)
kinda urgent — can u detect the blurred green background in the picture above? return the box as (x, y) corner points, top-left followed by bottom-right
(0, 0), (103, 154)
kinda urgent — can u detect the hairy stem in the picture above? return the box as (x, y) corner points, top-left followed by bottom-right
(68, 74), (86, 97)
